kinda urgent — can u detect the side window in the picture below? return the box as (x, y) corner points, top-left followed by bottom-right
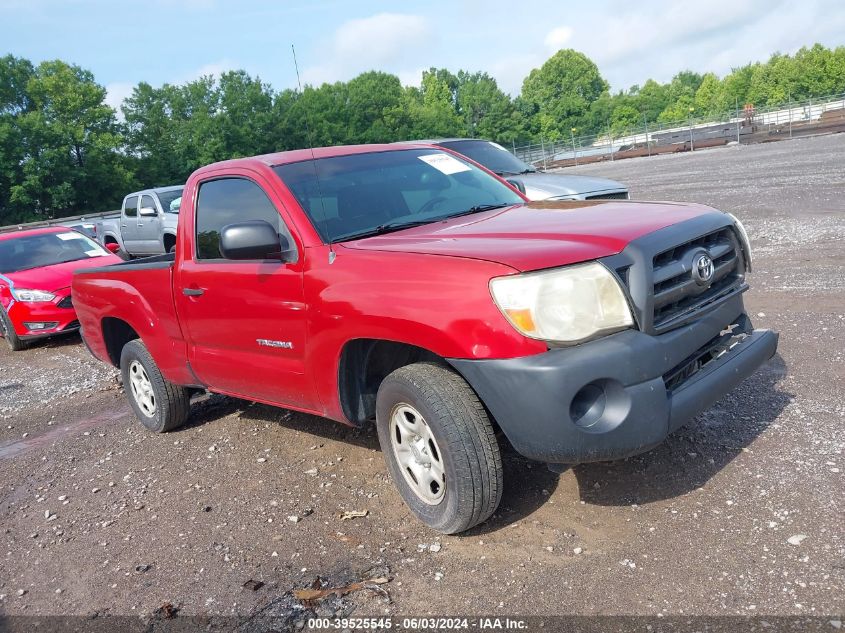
(123, 195), (138, 218)
(140, 194), (157, 214)
(195, 177), (292, 261)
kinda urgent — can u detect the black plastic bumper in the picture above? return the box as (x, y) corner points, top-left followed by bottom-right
(448, 296), (778, 464)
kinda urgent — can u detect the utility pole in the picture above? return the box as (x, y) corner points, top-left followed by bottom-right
(735, 96), (740, 143)
(643, 113), (651, 157)
(688, 107), (695, 151)
(540, 135), (547, 170)
(788, 93), (792, 139)
(607, 124), (614, 161)
(570, 127), (578, 166)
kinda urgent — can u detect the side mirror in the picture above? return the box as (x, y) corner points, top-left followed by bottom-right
(219, 220), (293, 261)
(139, 206), (158, 217)
(105, 243), (120, 254)
(506, 178), (526, 194)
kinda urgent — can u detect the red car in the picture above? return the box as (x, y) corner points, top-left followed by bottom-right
(0, 227), (122, 351)
(72, 144), (777, 533)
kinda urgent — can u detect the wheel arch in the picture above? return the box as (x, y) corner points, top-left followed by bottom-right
(101, 316), (140, 367)
(338, 338), (443, 425)
(162, 232), (177, 253)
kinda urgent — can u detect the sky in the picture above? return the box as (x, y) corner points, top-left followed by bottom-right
(2, 0), (845, 111)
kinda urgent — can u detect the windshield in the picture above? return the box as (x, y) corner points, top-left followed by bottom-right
(274, 149), (524, 242)
(158, 188), (184, 213)
(438, 140), (535, 176)
(0, 231), (110, 274)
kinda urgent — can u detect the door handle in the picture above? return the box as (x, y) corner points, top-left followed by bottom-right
(182, 288), (205, 297)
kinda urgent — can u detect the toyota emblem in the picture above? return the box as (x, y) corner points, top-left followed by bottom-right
(692, 253), (715, 285)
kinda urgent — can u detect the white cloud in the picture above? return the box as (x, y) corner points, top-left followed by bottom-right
(481, 0), (845, 93)
(335, 13), (430, 63)
(487, 53), (544, 96)
(187, 60), (236, 81)
(105, 82), (135, 114)
(397, 67), (426, 88)
(302, 13), (432, 86)
(544, 26), (574, 52)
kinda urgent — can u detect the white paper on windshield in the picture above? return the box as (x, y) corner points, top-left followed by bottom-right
(57, 232), (86, 241)
(418, 153), (471, 175)
(85, 249), (107, 257)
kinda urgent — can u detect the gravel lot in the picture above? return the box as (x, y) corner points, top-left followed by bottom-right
(0, 134), (843, 627)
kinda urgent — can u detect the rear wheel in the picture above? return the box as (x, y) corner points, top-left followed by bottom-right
(376, 362), (503, 534)
(120, 339), (190, 432)
(0, 307), (26, 351)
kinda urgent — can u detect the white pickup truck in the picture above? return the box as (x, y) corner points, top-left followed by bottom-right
(96, 185), (183, 257)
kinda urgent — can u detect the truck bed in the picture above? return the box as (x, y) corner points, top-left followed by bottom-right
(72, 252), (193, 384)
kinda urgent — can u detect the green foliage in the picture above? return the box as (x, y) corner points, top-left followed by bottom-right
(520, 49), (609, 140)
(3, 59), (130, 223)
(2, 42), (844, 225)
(658, 94), (696, 124)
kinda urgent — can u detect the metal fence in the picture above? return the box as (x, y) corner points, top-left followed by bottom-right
(0, 209), (120, 234)
(512, 91), (845, 169)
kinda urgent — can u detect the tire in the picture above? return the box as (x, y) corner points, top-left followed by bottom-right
(376, 362), (503, 534)
(120, 339), (191, 432)
(0, 306), (27, 351)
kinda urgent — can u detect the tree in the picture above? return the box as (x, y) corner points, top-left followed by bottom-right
(719, 63), (758, 111)
(694, 73), (725, 116)
(658, 94), (695, 124)
(635, 79), (671, 123)
(520, 49), (608, 139)
(218, 70), (276, 156)
(0, 55), (35, 222)
(385, 70), (464, 140)
(455, 71), (525, 142)
(610, 104), (641, 136)
(7, 60), (130, 221)
(345, 71), (404, 143)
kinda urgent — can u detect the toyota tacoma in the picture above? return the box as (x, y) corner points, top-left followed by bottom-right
(72, 144), (778, 533)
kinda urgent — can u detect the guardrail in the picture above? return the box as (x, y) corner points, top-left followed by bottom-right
(512, 90), (845, 168)
(0, 210), (120, 235)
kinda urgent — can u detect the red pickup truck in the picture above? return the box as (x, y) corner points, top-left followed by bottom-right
(72, 144), (778, 533)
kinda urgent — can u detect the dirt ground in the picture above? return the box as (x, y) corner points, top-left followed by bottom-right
(0, 134), (843, 627)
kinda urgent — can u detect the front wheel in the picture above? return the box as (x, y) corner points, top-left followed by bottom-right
(0, 306), (26, 351)
(376, 362), (503, 534)
(120, 339), (191, 432)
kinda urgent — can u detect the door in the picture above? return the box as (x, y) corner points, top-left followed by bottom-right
(135, 194), (163, 254)
(174, 174), (315, 409)
(120, 195), (139, 252)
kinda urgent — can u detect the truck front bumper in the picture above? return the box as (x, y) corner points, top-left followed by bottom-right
(448, 296), (778, 464)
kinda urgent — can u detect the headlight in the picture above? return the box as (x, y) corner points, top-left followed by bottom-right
(725, 213), (752, 271)
(490, 262), (634, 345)
(12, 289), (56, 302)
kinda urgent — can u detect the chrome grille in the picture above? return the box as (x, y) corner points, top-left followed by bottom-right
(652, 227), (743, 328)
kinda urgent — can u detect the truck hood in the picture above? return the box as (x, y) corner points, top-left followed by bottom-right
(513, 172), (627, 200)
(3, 254), (121, 292)
(342, 200), (718, 272)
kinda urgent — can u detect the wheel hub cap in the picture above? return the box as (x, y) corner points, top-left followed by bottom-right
(128, 360), (156, 416)
(389, 404), (446, 505)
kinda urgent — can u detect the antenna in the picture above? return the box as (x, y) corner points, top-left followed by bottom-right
(291, 44), (335, 263)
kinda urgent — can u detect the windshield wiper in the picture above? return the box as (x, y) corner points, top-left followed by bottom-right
(333, 220), (435, 242)
(450, 202), (511, 218)
(333, 204), (512, 242)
